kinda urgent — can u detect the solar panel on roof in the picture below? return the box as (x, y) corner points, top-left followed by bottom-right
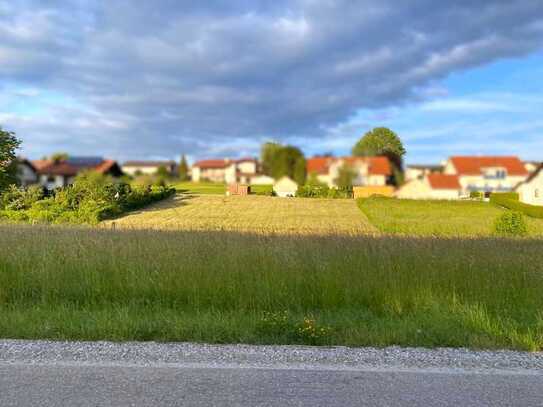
(67, 156), (104, 166)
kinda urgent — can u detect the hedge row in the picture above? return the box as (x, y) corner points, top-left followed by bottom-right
(0, 171), (175, 225)
(490, 192), (543, 219)
(296, 185), (353, 199)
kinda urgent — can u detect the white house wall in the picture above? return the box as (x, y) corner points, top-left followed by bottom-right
(518, 171), (543, 206)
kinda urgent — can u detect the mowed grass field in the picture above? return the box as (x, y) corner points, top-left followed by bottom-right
(1, 225), (542, 350)
(172, 181), (226, 195)
(106, 194), (377, 235)
(359, 196), (543, 237)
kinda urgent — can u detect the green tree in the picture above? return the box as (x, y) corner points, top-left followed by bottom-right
(334, 164), (357, 188)
(293, 156), (307, 185)
(51, 152), (69, 163)
(270, 145), (305, 182)
(352, 127), (406, 185)
(0, 127), (21, 192)
(178, 155), (189, 181)
(260, 142), (282, 176)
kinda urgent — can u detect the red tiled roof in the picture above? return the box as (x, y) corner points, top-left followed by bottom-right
(235, 157), (256, 164)
(427, 174), (461, 190)
(94, 159), (118, 174)
(193, 159), (228, 169)
(450, 156), (528, 176)
(307, 157), (332, 175)
(37, 159), (120, 176)
(340, 156), (392, 176)
(31, 159), (52, 171)
(307, 156), (392, 176)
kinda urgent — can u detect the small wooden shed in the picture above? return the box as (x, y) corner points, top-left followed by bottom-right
(227, 183), (251, 196)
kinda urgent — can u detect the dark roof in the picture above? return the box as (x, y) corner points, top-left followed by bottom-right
(407, 164), (443, 171)
(123, 160), (176, 167)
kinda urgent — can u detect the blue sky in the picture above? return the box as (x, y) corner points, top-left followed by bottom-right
(1, 1), (542, 164)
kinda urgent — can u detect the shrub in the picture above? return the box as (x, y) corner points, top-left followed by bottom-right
(256, 311), (333, 345)
(494, 211), (528, 237)
(490, 193), (543, 219)
(470, 191), (484, 200)
(296, 316), (333, 346)
(296, 185), (352, 199)
(1, 171), (175, 225)
(0, 184), (43, 210)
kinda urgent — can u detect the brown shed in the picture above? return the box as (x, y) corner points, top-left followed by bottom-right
(227, 183), (251, 196)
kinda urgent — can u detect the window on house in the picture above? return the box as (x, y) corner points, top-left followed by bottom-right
(536, 189), (540, 198)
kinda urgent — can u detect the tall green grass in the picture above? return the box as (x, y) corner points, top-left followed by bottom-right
(1, 225), (542, 350)
(358, 196), (543, 237)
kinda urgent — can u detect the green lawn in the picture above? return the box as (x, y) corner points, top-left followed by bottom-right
(171, 182), (273, 196)
(171, 181), (226, 194)
(358, 196), (543, 237)
(1, 225), (543, 350)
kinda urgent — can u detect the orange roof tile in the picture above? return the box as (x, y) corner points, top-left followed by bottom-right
(427, 174), (461, 190)
(193, 159), (228, 169)
(307, 157), (332, 175)
(450, 156), (528, 176)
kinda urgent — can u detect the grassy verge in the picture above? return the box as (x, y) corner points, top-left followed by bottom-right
(358, 196), (543, 237)
(1, 225), (542, 350)
(172, 181), (226, 195)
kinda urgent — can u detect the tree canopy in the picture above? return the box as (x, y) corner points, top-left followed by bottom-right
(352, 127), (405, 165)
(352, 127), (406, 185)
(260, 142), (306, 185)
(334, 163), (357, 189)
(0, 127), (21, 192)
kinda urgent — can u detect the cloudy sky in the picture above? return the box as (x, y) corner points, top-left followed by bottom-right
(1, 0), (542, 164)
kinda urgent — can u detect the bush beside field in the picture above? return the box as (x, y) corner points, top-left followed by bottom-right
(0, 172), (175, 225)
(1, 226), (542, 350)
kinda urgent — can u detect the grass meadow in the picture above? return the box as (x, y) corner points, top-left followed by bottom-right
(358, 196), (543, 237)
(1, 225), (543, 350)
(173, 181), (226, 195)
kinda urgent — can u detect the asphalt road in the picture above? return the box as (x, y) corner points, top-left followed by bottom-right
(0, 340), (542, 406)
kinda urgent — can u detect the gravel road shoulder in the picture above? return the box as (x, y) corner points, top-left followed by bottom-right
(1, 339), (541, 373)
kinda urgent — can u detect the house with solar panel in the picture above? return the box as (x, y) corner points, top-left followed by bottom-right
(32, 156), (123, 190)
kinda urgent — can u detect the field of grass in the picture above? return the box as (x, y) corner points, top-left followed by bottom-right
(105, 194), (377, 235)
(1, 225), (542, 350)
(358, 196), (543, 237)
(172, 181), (226, 194)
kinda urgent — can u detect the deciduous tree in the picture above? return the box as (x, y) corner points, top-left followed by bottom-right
(0, 127), (21, 192)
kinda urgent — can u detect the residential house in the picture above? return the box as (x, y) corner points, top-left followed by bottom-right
(273, 176), (298, 197)
(405, 164), (443, 182)
(15, 158), (38, 187)
(306, 156), (392, 187)
(34, 157), (123, 190)
(515, 164), (543, 206)
(192, 158), (274, 185)
(122, 160), (177, 176)
(443, 156), (528, 196)
(524, 161), (542, 174)
(396, 173), (461, 200)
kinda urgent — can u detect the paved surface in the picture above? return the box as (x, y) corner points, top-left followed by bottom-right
(0, 340), (542, 406)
